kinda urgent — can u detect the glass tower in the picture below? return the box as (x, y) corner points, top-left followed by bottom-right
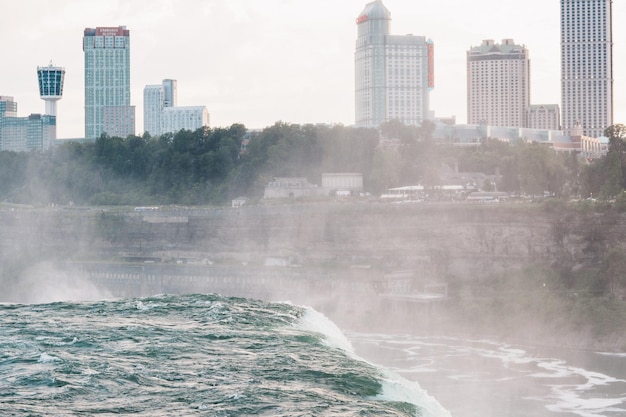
(355, 0), (433, 128)
(83, 26), (134, 139)
(560, 0), (613, 138)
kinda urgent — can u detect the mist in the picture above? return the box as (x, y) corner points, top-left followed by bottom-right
(3, 262), (112, 305)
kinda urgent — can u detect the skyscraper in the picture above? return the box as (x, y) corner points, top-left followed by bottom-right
(37, 63), (65, 117)
(467, 39), (530, 128)
(83, 26), (135, 139)
(560, 0), (613, 138)
(143, 84), (164, 136)
(355, 0), (434, 128)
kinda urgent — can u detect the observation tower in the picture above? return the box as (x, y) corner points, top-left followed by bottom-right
(37, 62), (65, 116)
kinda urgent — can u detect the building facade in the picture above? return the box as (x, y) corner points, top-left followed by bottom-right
(1, 114), (56, 152)
(162, 79), (177, 108)
(560, 0), (613, 138)
(0, 96), (56, 152)
(143, 84), (164, 136)
(0, 96), (17, 118)
(355, 0), (433, 128)
(83, 26), (134, 139)
(145, 80), (209, 136)
(143, 79), (181, 137)
(528, 104), (561, 130)
(467, 39), (530, 128)
(160, 106), (209, 135)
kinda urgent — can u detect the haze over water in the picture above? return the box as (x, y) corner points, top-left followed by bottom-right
(1, 287), (625, 416)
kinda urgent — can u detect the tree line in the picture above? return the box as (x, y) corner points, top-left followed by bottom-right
(0, 121), (625, 206)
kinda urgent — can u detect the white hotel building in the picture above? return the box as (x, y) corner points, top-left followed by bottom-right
(143, 80), (208, 136)
(560, 0), (613, 138)
(467, 39), (530, 128)
(354, 0), (433, 128)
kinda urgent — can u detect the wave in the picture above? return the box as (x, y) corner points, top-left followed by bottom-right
(296, 306), (451, 417)
(0, 293), (451, 417)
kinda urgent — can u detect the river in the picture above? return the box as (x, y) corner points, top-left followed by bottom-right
(349, 332), (626, 417)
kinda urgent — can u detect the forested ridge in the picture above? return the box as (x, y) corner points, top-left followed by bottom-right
(1, 121), (625, 207)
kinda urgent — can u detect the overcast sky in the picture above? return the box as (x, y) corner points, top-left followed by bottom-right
(1, 0), (624, 139)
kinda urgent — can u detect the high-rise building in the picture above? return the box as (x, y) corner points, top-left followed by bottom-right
(355, 0), (434, 128)
(467, 39), (530, 128)
(143, 84), (164, 136)
(560, 0), (613, 138)
(37, 63), (65, 117)
(83, 26), (135, 139)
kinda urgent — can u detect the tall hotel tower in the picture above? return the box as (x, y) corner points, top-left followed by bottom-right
(467, 39), (530, 128)
(83, 26), (135, 139)
(37, 63), (65, 117)
(561, 0), (613, 138)
(355, 0), (434, 128)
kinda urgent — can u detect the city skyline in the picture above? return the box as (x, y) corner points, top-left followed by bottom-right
(1, 0), (624, 139)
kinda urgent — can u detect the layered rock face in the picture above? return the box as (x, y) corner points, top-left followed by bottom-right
(2, 203), (622, 280)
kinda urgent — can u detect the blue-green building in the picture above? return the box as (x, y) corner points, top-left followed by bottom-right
(0, 96), (56, 152)
(83, 26), (135, 139)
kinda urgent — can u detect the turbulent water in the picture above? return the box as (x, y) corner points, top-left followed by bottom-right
(0, 293), (450, 416)
(350, 333), (626, 417)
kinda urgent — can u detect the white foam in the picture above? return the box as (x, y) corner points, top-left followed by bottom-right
(376, 370), (452, 417)
(349, 333), (626, 417)
(297, 307), (355, 354)
(297, 308), (451, 417)
(596, 351), (626, 358)
(38, 353), (60, 363)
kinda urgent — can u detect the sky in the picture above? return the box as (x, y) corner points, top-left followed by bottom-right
(1, 0), (624, 139)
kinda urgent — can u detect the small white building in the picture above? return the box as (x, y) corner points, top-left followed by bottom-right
(263, 177), (327, 200)
(322, 173), (363, 192)
(231, 196), (249, 208)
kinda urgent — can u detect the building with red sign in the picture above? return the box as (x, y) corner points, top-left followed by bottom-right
(355, 0), (434, 128)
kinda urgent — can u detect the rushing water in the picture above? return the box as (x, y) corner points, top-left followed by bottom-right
(349, 333), (626, 417)
(0, 294), (450, 416)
